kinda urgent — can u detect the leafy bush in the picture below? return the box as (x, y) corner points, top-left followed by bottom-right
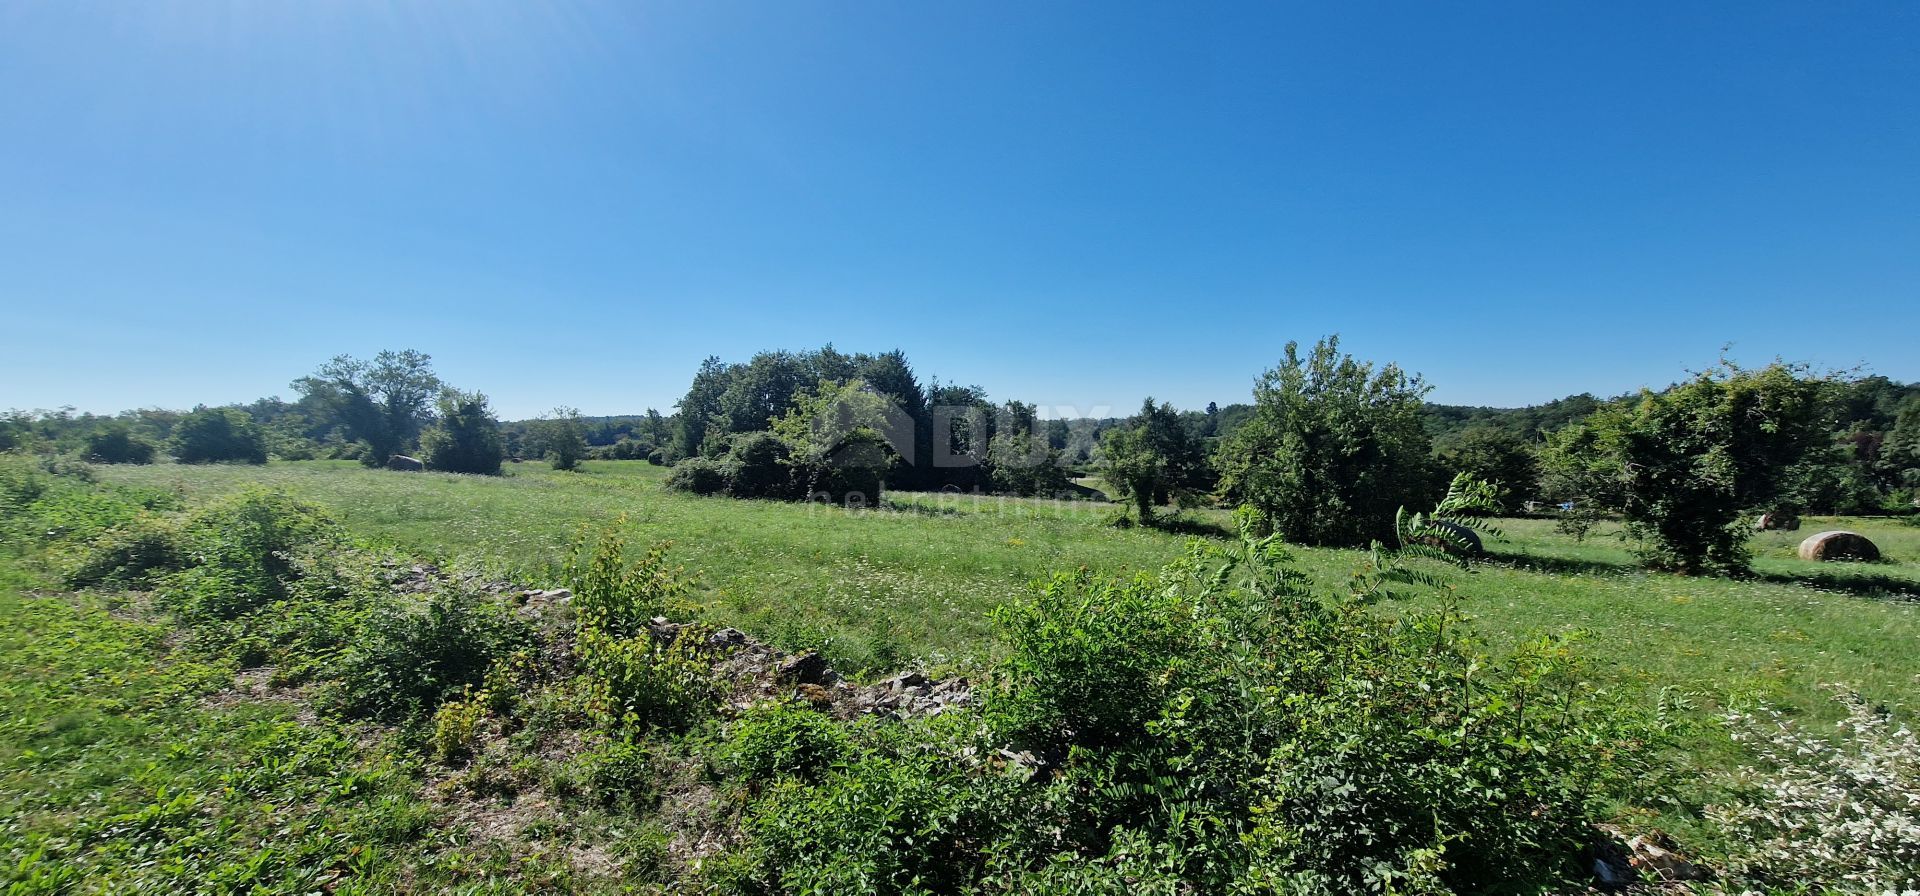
(1540, 361), (1829, 574)
(169, 407), (268, 464)
(1218, 336), (1437, 546)
(331, 588), (532, 723)
(725, 431), (797, 499)
(562, 521), (689, 637)
(666, 457), (731, 496)
(83, 426), (157, 465)
(61, 514), (182, 589)
(429, 689), (495, 761)
(160, 490), (341, 621)
(419, 390), (504, 475)
(712, 526), (1661, 894)
(714, 702), (850, 784)
(1708, 690), (1920, 892)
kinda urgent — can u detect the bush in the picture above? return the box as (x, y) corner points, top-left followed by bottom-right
(419, 390), (504, 475)
(578, 630), (714, 733)
(331, 587), (533, 722)
(714, 530), (1661, 894)
(1541, 361), (1829, 574)
(1709, 690), (1920, 892)
(170, 407), (268, 464)
(725, 432), (797, 499)
(1218, 336), (1436, 546)
(647, 446), (671, 466)
(83, 427), (157, 465)
(161, 490), (341, 621)
(666, 457), (731, 496)
(714, 702), (850, 784)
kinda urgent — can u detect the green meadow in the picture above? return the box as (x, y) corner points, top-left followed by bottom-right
(95, 459), (1920, 722)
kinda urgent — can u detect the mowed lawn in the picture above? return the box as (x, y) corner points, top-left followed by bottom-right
(98, 461), (1920, 726)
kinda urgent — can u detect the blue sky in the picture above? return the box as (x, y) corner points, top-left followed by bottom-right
(2, 2), (1915, 420)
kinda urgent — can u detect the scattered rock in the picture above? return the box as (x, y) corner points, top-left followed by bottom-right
(776, 651), (835, 686)
(1591, 825), (1710, 888)
(387, 454), (425, 472)
(1798, 530), (1881, 562)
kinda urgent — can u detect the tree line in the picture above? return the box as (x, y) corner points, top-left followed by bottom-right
(7, 341), (1918, 576)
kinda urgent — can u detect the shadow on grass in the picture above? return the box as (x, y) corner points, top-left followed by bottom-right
(1482, 548), (1639, 578)
(1753, 567), (1920, 600)
(1483, 546), (1920, 600)
(1142, 515), (1235, 540)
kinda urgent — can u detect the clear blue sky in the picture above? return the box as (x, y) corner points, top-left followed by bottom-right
(3, 2), (1915, 420)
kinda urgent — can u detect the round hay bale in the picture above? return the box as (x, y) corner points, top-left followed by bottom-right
(1416, 520), (1483, 556)
(1797, 530), (1880, 563)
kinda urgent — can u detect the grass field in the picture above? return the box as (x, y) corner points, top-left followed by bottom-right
(92, 460), (1920, 729)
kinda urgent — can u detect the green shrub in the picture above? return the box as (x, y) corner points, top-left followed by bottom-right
(720, 530), (1662, 894)
(161, 490), (341, 621)
(169, 407), (268, 464)
(83, 427), (157, 465)
(573, 736), (656, 809)
(331, 588), (533, 723)
(579, 630), (714, 733)
(665, 457), (731, 496)
(562, 520), (689, 638)
(419, 390), (505, 476)
(1218, 336), (1437, 546)
(725, 431), (797, 499)
(714, 702), (850, 784)
(429, 689), (495, 761)
(61, 514), (182, 589)
(647, 446), (670, 466)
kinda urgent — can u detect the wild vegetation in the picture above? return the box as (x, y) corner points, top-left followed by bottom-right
(6, 342), (1920, 892)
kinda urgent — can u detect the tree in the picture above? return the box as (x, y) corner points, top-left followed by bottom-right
(419, 391), (505, 475)
(170, 407), (268, 464)
(1436, 427), (1539, 506)
(1540, 361), (1830, 575)
(84, 425), (156, 464)
(772, 379), (901, 503)
(292, 350), (444, 467)
(528, 407), (589, 471)
(988, 402), (1070, 497)
(1218, 337), (1435, 547)
(1097, 398), (1207, 521)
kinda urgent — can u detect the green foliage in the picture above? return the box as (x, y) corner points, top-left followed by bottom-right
(418, 389), (504, 475)
(1097, 398), (1208, 521)
(1541, 361), (1831, 575)
(83, 425), (157, 465)
(331, 587), (532, 722)
(1220, 336), (1436, 546)
(665, 456), (731, 495)
(169, 406), (268, 464)
(987, 404), (1072, 498)
(291, 349), (443, 468)
(562, 520), (689, 637)
(526, 406), (589, 471)
(724, 430), (799, 499)
(160, 489), (342, 622)
(577, 629), (715, 733)
(1435, 426), (1538, 505)
(713, 701), (851, 784)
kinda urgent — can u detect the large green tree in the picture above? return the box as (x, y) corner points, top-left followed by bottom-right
(1540, 361), (1831, 574)
(292, 350), (443, 467)
(1218, 337), (1435, 547)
